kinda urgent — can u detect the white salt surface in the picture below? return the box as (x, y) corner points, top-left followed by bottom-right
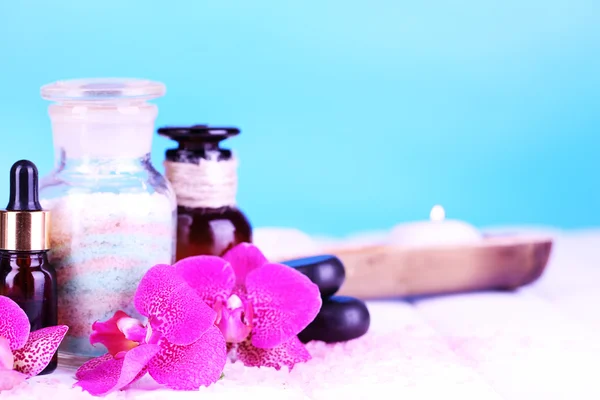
(252, 228), (321, 260)
(3, 227), (600, 400)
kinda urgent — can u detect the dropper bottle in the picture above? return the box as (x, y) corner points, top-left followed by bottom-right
(0, 160), (57, 375)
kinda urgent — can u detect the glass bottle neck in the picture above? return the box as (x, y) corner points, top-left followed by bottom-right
(48, 102), (157, 160)
(0, 250), (49, 266)
(54, 152), (153, 175)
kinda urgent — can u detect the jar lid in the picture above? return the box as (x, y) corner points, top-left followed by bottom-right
(158, 125), (240, 143)
(41, 78), (166, 102)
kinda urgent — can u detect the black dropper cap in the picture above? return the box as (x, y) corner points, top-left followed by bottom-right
(158, 125), (240, 163)
(7, 160), (42, 211)
(0, 160), (49, 252)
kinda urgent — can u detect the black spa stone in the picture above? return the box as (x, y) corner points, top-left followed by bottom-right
(298, 296), (370, 344)
(282, 255), (345, 298)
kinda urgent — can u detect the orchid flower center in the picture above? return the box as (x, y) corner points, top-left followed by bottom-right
(214, 294), (253, 343)
(144, 321), (164, 345)
(90, 312), (158, 357)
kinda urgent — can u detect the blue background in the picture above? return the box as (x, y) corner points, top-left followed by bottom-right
(0, 1), (598, 236)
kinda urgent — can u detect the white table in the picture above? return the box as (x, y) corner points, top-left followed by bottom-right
(2, 229), (598, 399)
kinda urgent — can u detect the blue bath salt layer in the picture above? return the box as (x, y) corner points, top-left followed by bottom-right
(60, 336), (108, 358)
(51, 237), (172, 263)
(51, 236), (172, 264)
(55, 254), (171, 290)
(51, 232), (173, 256)
(58, 263), (164, 295)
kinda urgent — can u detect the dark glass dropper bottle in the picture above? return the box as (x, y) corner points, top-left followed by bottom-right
(158, 125), (252, 260)
(0, 160), (57, 375)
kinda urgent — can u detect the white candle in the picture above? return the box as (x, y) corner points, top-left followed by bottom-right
(390, 205), (482, 247)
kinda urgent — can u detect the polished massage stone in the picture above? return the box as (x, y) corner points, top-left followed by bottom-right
(282, 254), (346, 298)
(298, 296), (370, 343)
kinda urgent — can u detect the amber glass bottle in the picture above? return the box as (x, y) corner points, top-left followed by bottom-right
(158, 125), (252, 260)
(0, 160), (57, 374)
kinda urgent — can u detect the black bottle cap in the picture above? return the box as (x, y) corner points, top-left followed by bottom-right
(158, 125), (239, 146)
(0, 160), (49, 251)
(7, 160), (42, 211)
(159, 125), (240, 163)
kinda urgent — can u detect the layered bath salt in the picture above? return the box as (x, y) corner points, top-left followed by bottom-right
(41, 192), (175, 358)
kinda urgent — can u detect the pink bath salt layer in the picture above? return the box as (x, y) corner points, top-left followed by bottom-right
(87, 223), (172, 236)
(48, 222), (172, 241)
(54, 257), (150, 284)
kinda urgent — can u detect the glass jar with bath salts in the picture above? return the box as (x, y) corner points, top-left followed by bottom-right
(39, 79), (176, 365)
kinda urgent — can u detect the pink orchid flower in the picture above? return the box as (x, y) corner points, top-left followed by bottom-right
(75, 265), (227, 396)
(175, 243), (322, 370)
(0, 295), (68, 392)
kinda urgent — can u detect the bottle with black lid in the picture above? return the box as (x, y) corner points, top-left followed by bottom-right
(159, 125), (252, 260)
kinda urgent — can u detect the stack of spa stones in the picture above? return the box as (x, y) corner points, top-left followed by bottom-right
(283, 255), (371, 343)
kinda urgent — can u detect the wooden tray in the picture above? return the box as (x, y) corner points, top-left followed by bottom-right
(276, 235), (553, 299)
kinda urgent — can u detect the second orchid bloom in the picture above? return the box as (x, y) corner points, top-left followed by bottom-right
(76, 243), (322, 396)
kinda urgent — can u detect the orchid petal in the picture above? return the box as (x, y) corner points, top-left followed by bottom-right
(13, 325), (68, 377)
(90, 311), (141, 356)
(174, 256), (235, 307)
(222, 243), (268, 286)
(236, 336), (311, 370)
(76, 344), (160, 396)
(148, 325), (227, 390)
(246, 263), (322, 348)
(124, 366), (150, 389)
(0, 369), (26, 392)
(134, 264), (216, 346)
(117, 318), (147, 343)
(76, 354), (113, 379)
(0, 337), (13, 370)
(0, 296), (30, 351)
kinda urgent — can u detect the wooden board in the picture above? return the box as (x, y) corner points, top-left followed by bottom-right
(277, 236), (553, 299)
